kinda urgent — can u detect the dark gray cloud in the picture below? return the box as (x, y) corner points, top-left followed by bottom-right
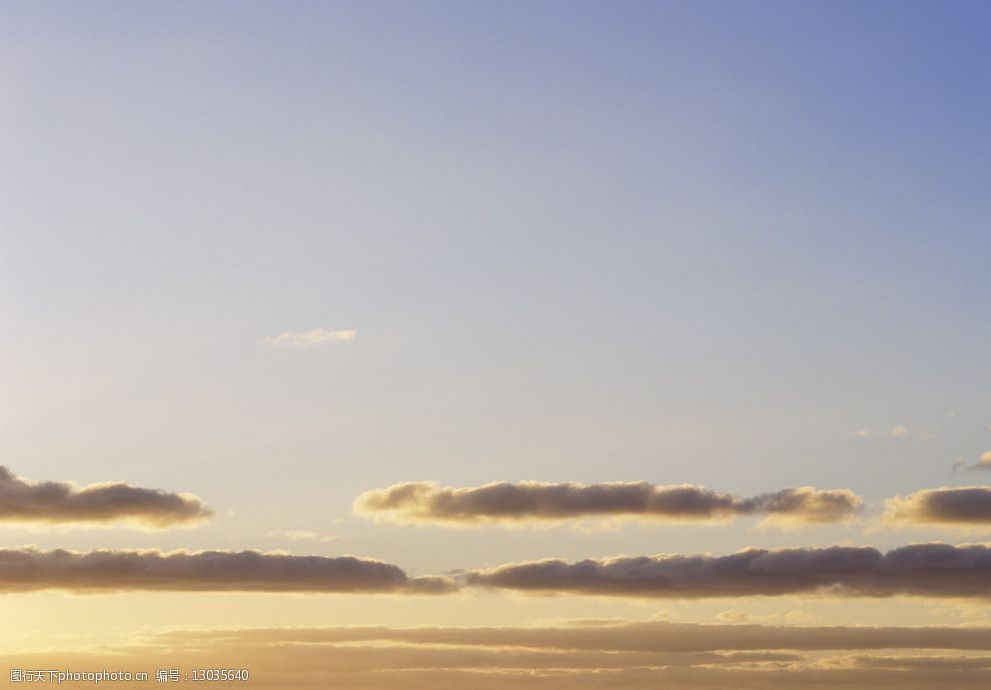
(354, 481), (861, 526)
(467, 543), (991, 598)
(0, 466), (211, 527)
(886, 487), (991, 525)
(0, 548), (455, 594)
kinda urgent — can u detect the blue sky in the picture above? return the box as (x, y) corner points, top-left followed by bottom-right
(2, 1), (991, 642)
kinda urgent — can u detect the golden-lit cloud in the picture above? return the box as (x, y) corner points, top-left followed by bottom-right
(13, 622), (991, 689)
(0, 548), (455, 594)
(886, 487), (991, 525)
(970, 452), (991, 471)
(467, 543), (991, 598)
(0, 467), (211, 528)
(354, 481), (862, 526)
(264, 328), (356, 347)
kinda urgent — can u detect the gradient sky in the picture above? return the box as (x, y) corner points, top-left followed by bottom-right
(2, 1), (991, 687)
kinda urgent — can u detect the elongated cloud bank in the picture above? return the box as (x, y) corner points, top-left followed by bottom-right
(0, 467), (211, 527)
(354, 481), (862, 526)
(17, 622), (991, 690)
(886, 487), (991, 525)
(467, 543), (991, 598)
(264, 328), (355, 347)
(0, 548), (455, 594)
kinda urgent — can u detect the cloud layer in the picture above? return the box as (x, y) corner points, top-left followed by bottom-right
(886, 487), (991, 525)
(264, 328), (356, 347)
(467, 543), (991, 598)
(354, 481), (862, 526)
(16, 621), (991, 690)
(0, 467), (211, 528)
(0, 548), (454, 594)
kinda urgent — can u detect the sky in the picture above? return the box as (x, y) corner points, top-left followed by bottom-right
(2, 1), (991, 688)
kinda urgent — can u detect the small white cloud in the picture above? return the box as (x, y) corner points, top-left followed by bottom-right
(266, 530), (339, 543)
(717, 610), (750, 624)
(264, 328), (356, 348)
(784, 610), (816, 624)
(717, 610), (778, 624)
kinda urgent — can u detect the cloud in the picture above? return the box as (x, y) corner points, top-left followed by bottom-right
(0, 548), (455, 594)
(971, 452), (991, 471)
(849, 655), (991, 671)
(885, 487), (991, 525)
(466, 543), (991, 599)
(0, 467), (211, 528)
(266, 530), (340, 543)
(854, 425), (929, 440)
(354, 482), (862, 527)
(264, 328), (356, 347)
(144, 619), (991, 653)
(16, 621), (991, 690)
(947, 452), (991, 473)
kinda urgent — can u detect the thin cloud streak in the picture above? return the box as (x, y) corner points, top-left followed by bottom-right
(354, 481), (862, 526)
(265, 530), (340, 543)
(0, 467), (211, 528)
(148, 620), (991, 653)
(264, 328), (356, 347)
(0, 548), (455, 594)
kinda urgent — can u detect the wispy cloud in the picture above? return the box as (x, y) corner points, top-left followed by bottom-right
(467, 543), (991, 598)
(0, 467), (211, 528)
(354, 482), (862, 527)
(854, 424), (923, 439)
(264, 328), (356, 347)
(266, 530), (340, 543)
(949, 452), (991, 473)
(0, 548), (455, 594)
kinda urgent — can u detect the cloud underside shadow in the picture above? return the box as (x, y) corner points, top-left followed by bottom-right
(8, 542), (991, 599)
(468, 543), (991, 598)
